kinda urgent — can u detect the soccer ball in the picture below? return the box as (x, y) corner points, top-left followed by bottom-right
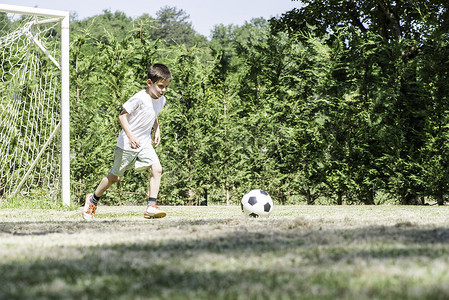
(241, 189), (273, 218)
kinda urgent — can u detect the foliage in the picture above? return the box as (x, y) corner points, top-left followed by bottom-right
(4, 2), (449, 205)
(152, 6), (207, 46)
(69, 1), (449, 206)
(271, 1), (449, 205)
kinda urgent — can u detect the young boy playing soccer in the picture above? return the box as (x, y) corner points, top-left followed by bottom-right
(83, 63), (172, 220)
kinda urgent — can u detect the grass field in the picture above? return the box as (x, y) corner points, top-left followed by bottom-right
(1, 205), (449, 299)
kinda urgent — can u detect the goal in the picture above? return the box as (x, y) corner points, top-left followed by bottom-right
(0, 4), (70, 206)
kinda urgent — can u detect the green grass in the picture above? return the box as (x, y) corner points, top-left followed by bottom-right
(1, 205), (449, 299)
(0, 195), (76, 210)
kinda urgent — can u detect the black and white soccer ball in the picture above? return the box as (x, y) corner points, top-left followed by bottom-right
(241, 189), (273, 218)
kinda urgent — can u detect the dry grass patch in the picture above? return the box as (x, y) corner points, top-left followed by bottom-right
(1, 205), (449, 299)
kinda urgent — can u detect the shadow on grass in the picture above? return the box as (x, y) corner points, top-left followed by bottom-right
(2, 219), (449, 299)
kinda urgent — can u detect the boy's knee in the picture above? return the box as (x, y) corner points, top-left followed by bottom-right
(151, 164), (162, 177)
(107, 174), (120, 183)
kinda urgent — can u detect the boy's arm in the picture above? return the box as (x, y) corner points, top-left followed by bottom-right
(153, 117), (161, 147)
(119, 109), (140, 149)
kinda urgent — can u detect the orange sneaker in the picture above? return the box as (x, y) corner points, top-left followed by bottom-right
(144, 204), (166, 219)
(83, 193), (97, 221)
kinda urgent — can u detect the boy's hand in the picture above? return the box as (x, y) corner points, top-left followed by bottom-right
(129, 136), (141, 149)
(153, 129), (161, 147)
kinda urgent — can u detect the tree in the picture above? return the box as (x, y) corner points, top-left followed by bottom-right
(71, 10), (134, 43)
(272, 0), (449, 204)
(67, 3), (449, 206)
(152, 6), (207, 46)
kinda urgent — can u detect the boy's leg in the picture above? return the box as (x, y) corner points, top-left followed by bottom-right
(83, 173), (120, 220)
(84, 147), (134, 220)
(144, 163), (166, 219)
(148, 163), (162, 199)
(95, 173), (121, 197)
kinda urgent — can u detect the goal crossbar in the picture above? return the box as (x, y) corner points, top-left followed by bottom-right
(0, 4), (70, 206)
(0, 4), (68, 18)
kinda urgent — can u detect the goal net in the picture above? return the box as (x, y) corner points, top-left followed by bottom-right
(0, 5), (70, 205)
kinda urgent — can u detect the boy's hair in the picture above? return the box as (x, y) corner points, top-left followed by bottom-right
(147, 63), (172, 83)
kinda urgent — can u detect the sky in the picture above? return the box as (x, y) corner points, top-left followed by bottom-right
(1, 0), (302, 37)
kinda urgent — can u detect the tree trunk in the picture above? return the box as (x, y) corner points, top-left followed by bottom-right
(306, 188), (315, 205)
(336, 192), (343, 205)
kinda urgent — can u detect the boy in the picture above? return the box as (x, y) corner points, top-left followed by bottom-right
(83, 63), (172, 220)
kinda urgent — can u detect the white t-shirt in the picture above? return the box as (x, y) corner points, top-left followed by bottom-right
(116, 90), (166, 151)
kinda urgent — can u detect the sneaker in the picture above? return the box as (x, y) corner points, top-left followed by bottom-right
(83, 193), (97, 221)
(144, 204), (166, 219)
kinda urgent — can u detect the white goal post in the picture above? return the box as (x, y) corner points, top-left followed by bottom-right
(0, 4), (70, 206)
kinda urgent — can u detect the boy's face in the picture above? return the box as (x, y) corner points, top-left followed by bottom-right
(147, 79), (170, 99)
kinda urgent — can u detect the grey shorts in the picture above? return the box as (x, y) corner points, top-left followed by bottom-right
(110, 146), (160, 177)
